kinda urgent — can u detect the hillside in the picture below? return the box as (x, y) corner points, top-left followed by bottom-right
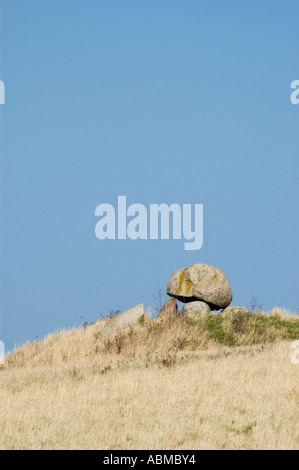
(0, 307), (298, 450)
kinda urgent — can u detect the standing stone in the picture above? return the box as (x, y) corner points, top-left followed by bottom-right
(167, 263), (232, 309)
(156, 298), (177, 321)
(181, 301), (210, 316)
(101, 304), (145, 336)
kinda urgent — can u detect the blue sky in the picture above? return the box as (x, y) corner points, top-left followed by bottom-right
(0, 1), (298, 352)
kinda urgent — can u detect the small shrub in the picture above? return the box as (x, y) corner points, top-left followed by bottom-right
(114, 332), (124, 354)
(107, 309), (122, 319)
(103, 338), (112, 353)
(99, 365), (112, 375)
(70, 367), (84, 381)
(172, 337), (188, 350)
(222, 310), (250, 334)
(157, 353), (177, 368)
(242, 421), (257, 435)
(204, 314), (237, 346)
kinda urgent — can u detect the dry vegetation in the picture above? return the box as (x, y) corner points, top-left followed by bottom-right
(0, 307), (298, 450)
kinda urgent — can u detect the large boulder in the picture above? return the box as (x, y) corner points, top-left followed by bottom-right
(221, 306), (250, 318)
(167, 263), (232, 309)
(181, 300), (210, 316)
(101, 303), (145, 336)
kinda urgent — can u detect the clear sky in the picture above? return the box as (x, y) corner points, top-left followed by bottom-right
(0, 1), (298, 352)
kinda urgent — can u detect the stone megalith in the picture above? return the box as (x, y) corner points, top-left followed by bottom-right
(167, 263), (232, 310)
(156, 298), (178, 321)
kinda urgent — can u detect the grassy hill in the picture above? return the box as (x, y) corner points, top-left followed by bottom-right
(0, 307), (298, 449)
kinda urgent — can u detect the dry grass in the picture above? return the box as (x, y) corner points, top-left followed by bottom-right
(0, 307), (298, 449)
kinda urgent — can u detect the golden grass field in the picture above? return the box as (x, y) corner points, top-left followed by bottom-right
(0, 307), (298, 450)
